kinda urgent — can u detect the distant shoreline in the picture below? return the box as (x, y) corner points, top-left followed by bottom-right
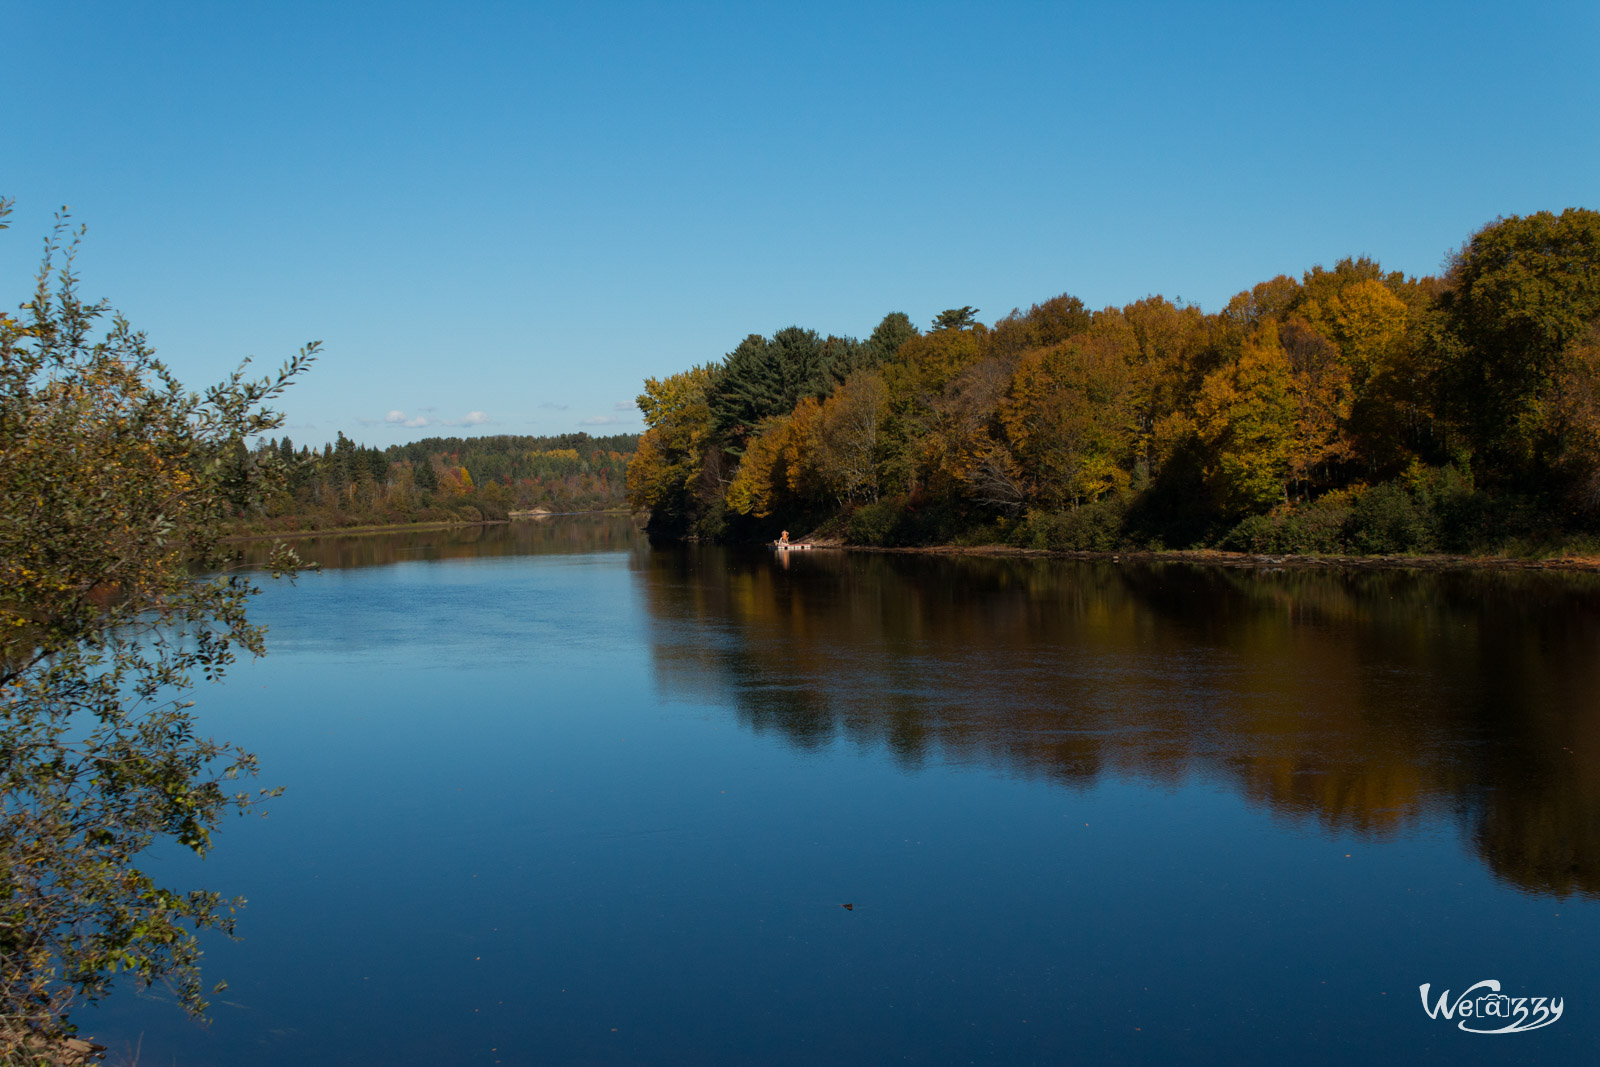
(220, 509), (633, 543)
(224, 516), (1600, 573)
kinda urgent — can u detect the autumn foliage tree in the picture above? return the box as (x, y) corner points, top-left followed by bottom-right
(0, 202), (315, 1053)
(1440, 209), (1600, 475)
(812, 370), (887, 504)
(627, 366), (718, 534)
(1001, 337), (1133, 510)
(630, 207), (1600, 554)
(1191, 322), (1296, 515)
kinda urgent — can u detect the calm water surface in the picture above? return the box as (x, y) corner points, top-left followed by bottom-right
(85, 518), (1600, 1064)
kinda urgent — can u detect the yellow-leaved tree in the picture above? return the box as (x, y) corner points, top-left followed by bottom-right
(1193, 322), (1296, 515)
(626, 366), (716, 524)
(724, 399), (815, 520)
(1000, 336), (1134, 510)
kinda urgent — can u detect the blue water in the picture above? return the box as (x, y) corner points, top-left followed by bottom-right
(83, 521), (1600, 1064)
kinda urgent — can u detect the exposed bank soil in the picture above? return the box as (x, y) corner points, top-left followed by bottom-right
(799, 539), (1600, 573)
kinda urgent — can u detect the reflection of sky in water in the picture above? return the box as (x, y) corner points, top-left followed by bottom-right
(262, 553), (639, 658)
(85, 521), (1600, 1065)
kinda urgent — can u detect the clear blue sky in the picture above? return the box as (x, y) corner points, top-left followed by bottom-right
(5, 2), (1597, 447)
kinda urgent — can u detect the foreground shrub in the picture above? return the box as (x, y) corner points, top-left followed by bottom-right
(1, 203), (313, 1051)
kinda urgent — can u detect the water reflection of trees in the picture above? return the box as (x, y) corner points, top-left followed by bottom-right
(634, 548), (1600, 898)
(230, 515), (640, 571)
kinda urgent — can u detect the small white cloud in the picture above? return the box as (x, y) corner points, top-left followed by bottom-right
(580, 415), (621, 426)
(378, 408), (489, 431)
(539, 401), (570, 411)
(437, 411), (492, 427)
(613, 400), (634, 411)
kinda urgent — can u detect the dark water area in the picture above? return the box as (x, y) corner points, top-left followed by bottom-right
(85, 518), (1599, 1063)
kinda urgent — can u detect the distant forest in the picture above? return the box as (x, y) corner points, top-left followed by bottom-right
(628, 208), (1600, 556)
(227, 431), (638, 533)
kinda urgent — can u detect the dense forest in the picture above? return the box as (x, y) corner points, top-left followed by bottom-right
(226, 431), (638, 533)
(628, 209), (1600, 556)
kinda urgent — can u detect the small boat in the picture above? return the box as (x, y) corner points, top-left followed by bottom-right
(770, 542), (813, 550)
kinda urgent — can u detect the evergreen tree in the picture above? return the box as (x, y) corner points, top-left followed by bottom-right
(867, 311), (918, 360)
(709, 327), (839, 446)
(932, 306), (980, 331)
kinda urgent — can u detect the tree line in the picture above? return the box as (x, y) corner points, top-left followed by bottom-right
(225, 430), (639, 533)
(627, 208), (1600, 555)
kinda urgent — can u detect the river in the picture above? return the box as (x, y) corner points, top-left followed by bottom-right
(84, 517), (1600, 1063)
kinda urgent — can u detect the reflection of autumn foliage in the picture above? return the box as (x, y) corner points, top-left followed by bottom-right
(234, 514), (642, 570)
(635, 547), (1600, 897)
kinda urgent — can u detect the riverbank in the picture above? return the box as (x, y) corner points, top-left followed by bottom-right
(222, 519), (508, 543)
(221, 509), (635, 543)
(823, 540), (1600, 573)
(233, 515), (1600, 573)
